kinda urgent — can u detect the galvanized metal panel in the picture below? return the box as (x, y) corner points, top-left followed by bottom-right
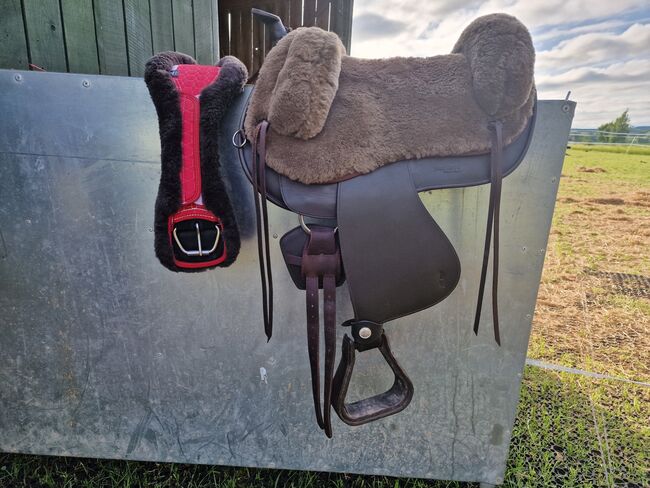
(0, 69), (575, 485)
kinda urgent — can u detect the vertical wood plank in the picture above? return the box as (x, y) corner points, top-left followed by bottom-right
(275, 0), (289, 25)
(251, 10), (262, 78)
(210, 0), (219, 60)
(0, 0), (29, 69)
(61, 0), (99, 73)
(331, 0), (353, 52)
(303, 0), (316, 27)
(289, 0), (302, 28)
(171, 0), (194, 56)
(23, 0), (67, 71)
(193, 0), (214, 64)
(229, 9), (241, 64)
(218, 5), (229, 57)
(94, 0), (129, 75)
(240, 7), (252, 72)
(315, 0), (330, 30)
(150, 0), (174, 53)
(124, 0), (152, 76)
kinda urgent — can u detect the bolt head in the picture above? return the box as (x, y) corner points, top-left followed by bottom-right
(359, 327), (372, 339)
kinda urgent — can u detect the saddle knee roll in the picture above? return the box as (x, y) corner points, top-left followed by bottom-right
(145, 52), (248, 271)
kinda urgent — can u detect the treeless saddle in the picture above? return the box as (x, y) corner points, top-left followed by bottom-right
(227, 10), (537, 437)
(230, 9), (536, 437)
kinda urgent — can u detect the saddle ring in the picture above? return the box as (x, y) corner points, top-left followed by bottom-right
(232, 129), (248, 148)
(299, 215), (338, 235)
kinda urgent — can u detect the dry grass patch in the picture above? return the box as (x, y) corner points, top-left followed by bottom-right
(530, 148), (650, 382)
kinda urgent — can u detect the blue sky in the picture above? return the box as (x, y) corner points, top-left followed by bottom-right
(349, 1), (650, 128)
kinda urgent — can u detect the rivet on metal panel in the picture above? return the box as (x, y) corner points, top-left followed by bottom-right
(14, 74), (22, 82)
(273, 233), (278, 239)
(521, 246), (527, 253)
(82, 80), (91, 88)
(562, 104), (570, 113)
(551, 177), (557, 183)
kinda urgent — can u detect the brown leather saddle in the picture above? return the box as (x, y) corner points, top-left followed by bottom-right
(224, 9), (536, 437)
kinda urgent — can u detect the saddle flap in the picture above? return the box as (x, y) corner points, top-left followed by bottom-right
(338, 162), (461, 323)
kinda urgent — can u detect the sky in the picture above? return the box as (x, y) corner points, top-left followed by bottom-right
(349, 0), (650, 128)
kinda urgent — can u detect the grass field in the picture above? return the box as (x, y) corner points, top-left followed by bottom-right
(1, 146), (648, 487)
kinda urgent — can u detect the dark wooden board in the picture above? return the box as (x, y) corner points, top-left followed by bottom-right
(94, 0), (129, 75)
(124, 0), (153, 76)
(61, 0), (99, 74)
(22, 0), (67, 72)
(316, 0), (330, 30)
(303, 0), (317, 26)
(172, 0), (195, 56)
(150, 0), (175, 53)
(0, 0), (29, 69)
(193, 0), (215, 64)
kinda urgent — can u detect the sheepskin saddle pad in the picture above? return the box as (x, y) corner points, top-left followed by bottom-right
(244, 13), (536, 184)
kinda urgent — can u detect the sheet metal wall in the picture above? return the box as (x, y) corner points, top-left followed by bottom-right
(0, 69), (575, 485)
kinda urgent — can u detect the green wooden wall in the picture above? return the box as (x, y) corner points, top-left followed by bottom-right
(0, 0), (220, 76)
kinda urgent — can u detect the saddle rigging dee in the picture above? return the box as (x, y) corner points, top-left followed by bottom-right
(236, 11), (536, 436)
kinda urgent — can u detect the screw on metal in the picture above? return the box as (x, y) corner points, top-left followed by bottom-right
(82, 80), (91, 88)
(562, 104), (570, 113)
(14, 74), (22, 82)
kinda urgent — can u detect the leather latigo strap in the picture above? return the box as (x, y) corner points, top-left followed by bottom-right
(279, 225), (343, 437)
(252, 121), (273, 340)
(473, 120), (504, 344)
(301, 226), (340, 437)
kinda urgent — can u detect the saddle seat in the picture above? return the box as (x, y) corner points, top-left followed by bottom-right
(243, 13), (536, 184)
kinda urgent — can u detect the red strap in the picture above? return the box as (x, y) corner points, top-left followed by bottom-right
(171, 64), (220, 204)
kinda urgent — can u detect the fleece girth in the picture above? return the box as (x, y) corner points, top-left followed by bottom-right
(145, 52), (247, 271)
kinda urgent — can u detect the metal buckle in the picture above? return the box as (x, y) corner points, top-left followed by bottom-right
(172, 222), (220, 257)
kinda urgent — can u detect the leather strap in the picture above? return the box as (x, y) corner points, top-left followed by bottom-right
(473, 121), (503, 344)
(252, 121), (273, 340)
(301, 226), (340, 438)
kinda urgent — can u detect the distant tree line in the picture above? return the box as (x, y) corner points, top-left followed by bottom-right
(597, 110), (632, 143)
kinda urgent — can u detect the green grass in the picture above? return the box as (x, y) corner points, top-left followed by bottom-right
(563, 148), (650, 187)
(569, 144), (650, 156)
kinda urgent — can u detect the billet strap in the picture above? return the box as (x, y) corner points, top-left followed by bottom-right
(252, 121), (273, 340)
(301, 226), (340, 438)
(279, 225), (343, 437)
(332, 322), (414, 426)
(473, 120), (503, 344)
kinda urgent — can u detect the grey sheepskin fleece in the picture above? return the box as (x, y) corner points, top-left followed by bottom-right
(244, 13), (536, 184)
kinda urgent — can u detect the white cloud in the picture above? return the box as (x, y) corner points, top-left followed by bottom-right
(349, 0), (650, 127)
(536, 24), (650, 71)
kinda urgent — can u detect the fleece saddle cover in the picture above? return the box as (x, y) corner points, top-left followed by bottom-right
(145, 53), (248, 271)
(244, 14), (536, 184)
